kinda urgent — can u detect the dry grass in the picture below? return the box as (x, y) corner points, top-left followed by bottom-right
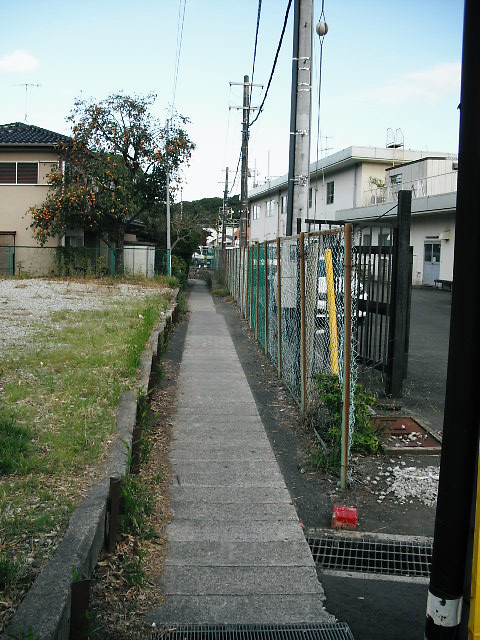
(0, 281), (171, 632)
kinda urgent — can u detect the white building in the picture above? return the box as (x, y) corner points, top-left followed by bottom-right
(249, 145), (457, 286)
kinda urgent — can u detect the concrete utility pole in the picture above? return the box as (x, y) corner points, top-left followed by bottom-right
(286, 0), (314, 236)
(229, 78), (262, 247)
(240, 75), (250, 247)
(222, 167), (229, 249)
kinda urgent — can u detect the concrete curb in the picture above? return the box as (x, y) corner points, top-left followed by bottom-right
(2, 293), (179, 640)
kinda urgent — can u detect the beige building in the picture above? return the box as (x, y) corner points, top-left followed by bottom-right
(0, 122), (71, 275)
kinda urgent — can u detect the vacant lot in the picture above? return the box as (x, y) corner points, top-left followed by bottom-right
(0, 277), (174, 631)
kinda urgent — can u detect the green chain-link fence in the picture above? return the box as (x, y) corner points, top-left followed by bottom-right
(0, 245), (170, 278)
(222, 227), (357, 485)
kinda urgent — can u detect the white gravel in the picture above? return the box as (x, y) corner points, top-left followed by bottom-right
(0, 278), (162, 353)
(381, 465), (439, 508)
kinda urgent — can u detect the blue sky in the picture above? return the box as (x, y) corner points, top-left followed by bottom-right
(0, 0), (464, 201)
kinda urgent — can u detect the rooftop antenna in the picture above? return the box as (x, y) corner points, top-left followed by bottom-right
(13, 83), (41, 123)
(386, 127), (404, 166)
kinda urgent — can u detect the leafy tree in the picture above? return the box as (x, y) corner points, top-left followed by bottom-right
(30, 93), (194, 266)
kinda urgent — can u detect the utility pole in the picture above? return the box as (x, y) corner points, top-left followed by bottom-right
(425, 1), (480, 638)
(240, 75), (249, 247)
(222, 167), (229, 249)
(286, 0), (314, 236)
(165, 121), (171, 276)
(229, 78), (262, 247)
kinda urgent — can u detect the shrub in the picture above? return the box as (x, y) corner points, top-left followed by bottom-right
(308, 373), (378, 471)
(171, 254), (188, 288)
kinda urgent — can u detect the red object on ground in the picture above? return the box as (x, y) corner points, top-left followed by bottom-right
(331, 504), (358, 530)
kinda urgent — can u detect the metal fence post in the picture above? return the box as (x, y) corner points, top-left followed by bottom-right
(299, 232), (307, 414)
(341, 224), (353, 490)
(386, 190), (412, 397)
(264, 240), (269, 355)
(277, 236), (282, 378)
(255, 242), (260, 341)
(249, 246), (254, 328)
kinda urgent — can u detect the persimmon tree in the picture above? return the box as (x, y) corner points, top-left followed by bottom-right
(30, 93), (194, 261)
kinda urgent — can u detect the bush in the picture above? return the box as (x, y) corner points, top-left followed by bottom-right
(308, 373), (379, 471)
(171, 254), (188, 288)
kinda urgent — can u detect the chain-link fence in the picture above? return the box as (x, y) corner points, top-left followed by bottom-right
(222, 228), (357, 485)
(0, 245), (170, 278)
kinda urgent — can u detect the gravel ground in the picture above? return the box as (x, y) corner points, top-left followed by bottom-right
(0, 278), (165, 353)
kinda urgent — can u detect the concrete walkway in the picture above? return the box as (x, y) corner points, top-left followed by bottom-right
(148, 280), (332, 625)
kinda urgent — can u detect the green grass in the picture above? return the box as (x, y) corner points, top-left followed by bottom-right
(0, 411), (32, 475)
(0, 285), (170, 610)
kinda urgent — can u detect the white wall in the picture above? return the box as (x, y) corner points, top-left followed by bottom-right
(410, 213), (455, 285)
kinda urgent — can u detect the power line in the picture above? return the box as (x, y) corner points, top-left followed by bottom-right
(229, 150), (242, 195)
(172, 0), (187, 112)
(249, 0), (293, 128)
(250, 0), (263, 107)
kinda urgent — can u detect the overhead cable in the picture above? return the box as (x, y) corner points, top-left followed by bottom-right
(249, 0), (293, 128)
(172, 0), (187, 113)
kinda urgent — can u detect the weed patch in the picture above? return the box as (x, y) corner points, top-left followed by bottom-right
(306, 373), (379, 471)
(0, 411), (32, 475)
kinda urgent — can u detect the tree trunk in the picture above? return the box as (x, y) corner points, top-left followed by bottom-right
(113, 227), (125, 275)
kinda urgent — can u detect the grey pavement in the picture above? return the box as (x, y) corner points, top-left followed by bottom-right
(147, 279), (333, 625)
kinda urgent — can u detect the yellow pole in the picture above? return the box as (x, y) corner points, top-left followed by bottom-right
(325, 248), (339, 375)
(469, 448), (480, 639)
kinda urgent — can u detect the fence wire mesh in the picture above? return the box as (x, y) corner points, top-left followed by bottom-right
(266, 241), (279, 370)
(220, 229), (357, 471)
(0, 245), (169, 278)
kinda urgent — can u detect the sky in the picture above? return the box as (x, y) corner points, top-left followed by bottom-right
(0, 0), (465, 202)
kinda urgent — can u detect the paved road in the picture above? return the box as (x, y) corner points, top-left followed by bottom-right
(404, 287), (451, 432)
(146, 279), (336, 626)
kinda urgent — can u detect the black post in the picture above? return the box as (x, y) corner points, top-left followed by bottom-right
(425, 1), (480, 637)
(386, 190), (411, 397)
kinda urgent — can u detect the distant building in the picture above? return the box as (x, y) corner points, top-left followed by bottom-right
(248, 145), (457, 286)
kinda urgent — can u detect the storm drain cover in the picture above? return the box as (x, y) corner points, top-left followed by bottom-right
(151, 624), (355, 640)
(307, 535), (432, 578)
(371, 416), (441, 452)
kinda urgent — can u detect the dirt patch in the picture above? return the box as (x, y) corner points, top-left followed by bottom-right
(88, 311), (188, 638)
(212, 292), (438, 538)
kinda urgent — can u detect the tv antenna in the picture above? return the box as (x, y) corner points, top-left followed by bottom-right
(13, 83), (41, 123)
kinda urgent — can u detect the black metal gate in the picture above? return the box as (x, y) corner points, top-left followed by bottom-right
(353, 193), (412, 397)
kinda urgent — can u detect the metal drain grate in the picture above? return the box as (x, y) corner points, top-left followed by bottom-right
(152, 623), (355, 640)
(307, 536), (432, 578)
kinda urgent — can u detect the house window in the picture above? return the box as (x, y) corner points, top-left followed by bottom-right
(390, 173), (402, 185)
(0, 162), (39, 184)
(266, 200), (275, 217)
(379, 233), (391, 246)
(308, 188), (313, 208)
(17, 163), (38, 184)
(327, 181), (334, 204)
(281, 195), (287, 214)
(0, 163), (16, 184)
(252, 204), (261, 220)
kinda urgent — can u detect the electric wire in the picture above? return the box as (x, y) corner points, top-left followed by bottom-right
(249, 0), (293, 128)
(249, 0), (263, 108)
(229, 150), (242, 195)
(172, 0), (187, 114)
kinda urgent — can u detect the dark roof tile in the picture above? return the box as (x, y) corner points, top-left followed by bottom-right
(0, 122), (71, 146)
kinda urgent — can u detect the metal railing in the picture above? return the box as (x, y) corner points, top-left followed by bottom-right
(363, 170), (458, 206)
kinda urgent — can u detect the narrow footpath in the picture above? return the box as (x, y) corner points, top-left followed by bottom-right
(147, 279), (333, 625)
